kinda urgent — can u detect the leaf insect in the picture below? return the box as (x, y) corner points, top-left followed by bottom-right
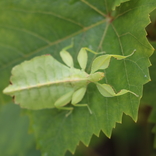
(3, 46), (138, 116)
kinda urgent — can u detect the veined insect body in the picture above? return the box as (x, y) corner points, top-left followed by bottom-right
(3, 47), (138, 116)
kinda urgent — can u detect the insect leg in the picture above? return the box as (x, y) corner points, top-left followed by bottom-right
(96, 83), (138, 97)
(91, 49), (136, 73)
(71, 87), (92, 114)
(83, 47), (105, 55)
(77, 47), (105, 71)
(72, 103), (92, 114)
(54, 91), (74, 116)
(60, 41), (74, 68)
(60, 50), (74, 68)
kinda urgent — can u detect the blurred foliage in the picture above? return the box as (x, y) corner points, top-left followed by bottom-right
(0, 103), (41, 156)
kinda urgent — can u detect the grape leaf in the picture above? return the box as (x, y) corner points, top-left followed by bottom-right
(0, 0), (155, 156)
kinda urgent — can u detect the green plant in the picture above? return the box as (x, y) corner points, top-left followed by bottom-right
(0, 0), (156, 156)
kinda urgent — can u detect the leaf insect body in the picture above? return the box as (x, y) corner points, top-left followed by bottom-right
(3, 46), (138, 116)
(55, 47), (138, 116)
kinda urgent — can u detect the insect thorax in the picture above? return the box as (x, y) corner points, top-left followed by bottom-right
(67, 68), (89, 89)
(88, 72), (104, 83)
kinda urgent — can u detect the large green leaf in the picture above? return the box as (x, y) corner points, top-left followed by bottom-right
(0, 0), (155, 155)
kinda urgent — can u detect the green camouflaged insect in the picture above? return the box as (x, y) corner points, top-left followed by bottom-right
(3, 46), (138, 116)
